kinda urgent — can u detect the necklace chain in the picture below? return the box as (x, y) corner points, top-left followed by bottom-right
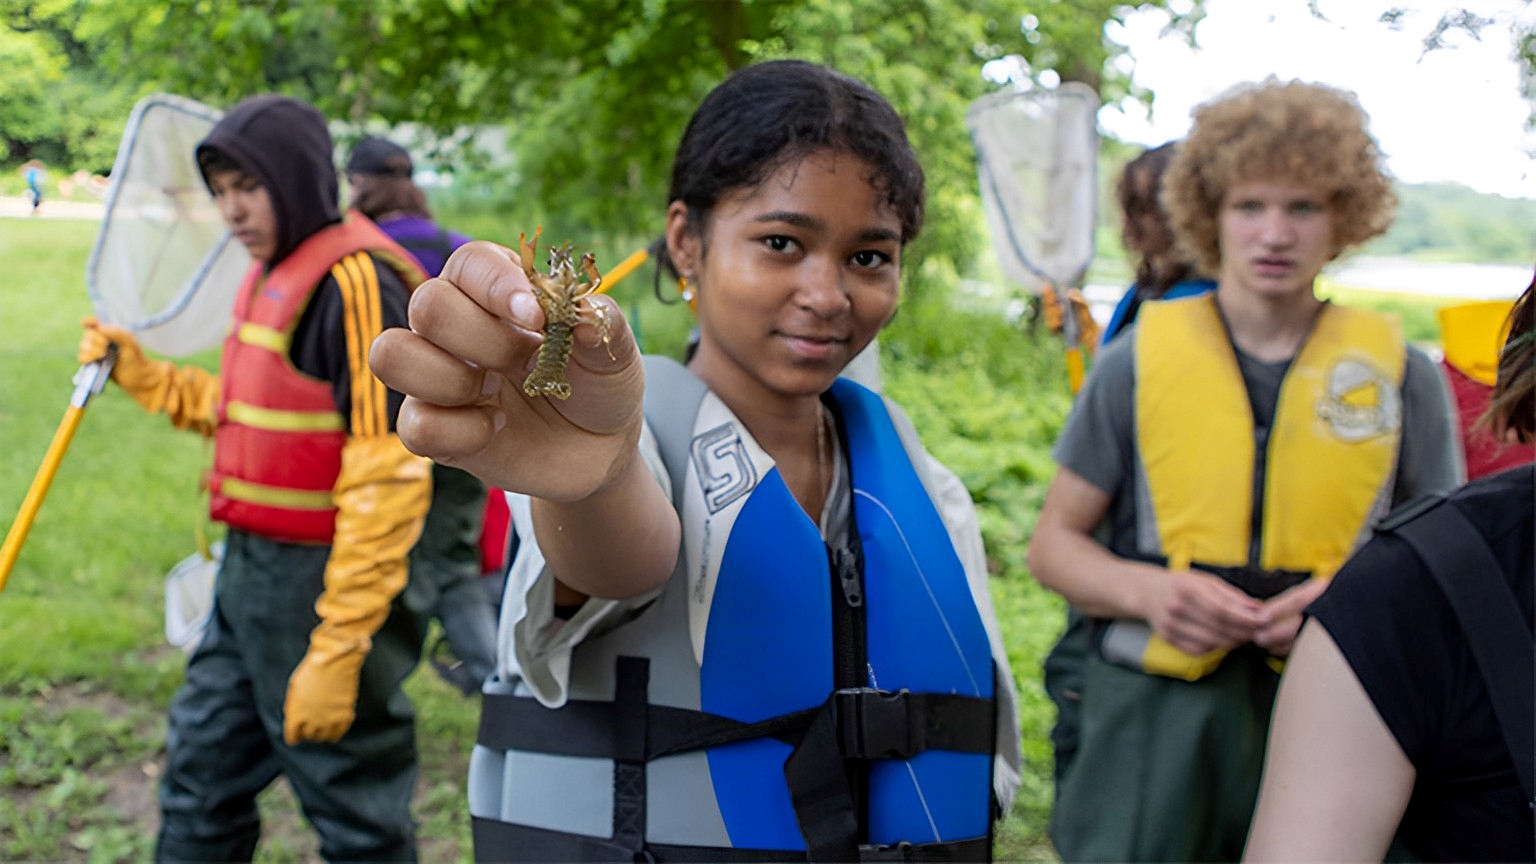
(815, 404), (829, 505)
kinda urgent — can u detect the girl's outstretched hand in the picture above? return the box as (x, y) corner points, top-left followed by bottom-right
(370, 240), (645, 502)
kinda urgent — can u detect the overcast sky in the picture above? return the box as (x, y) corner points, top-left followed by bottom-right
(1100, 0), (1536, 199)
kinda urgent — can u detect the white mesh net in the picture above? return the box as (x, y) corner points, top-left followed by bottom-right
(86, 94), (249, 357)
(966, 83), (1100, 293)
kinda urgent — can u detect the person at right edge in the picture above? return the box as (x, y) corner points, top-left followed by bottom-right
(79, 95), (432, 861)
(1025, 78), (1464, 863)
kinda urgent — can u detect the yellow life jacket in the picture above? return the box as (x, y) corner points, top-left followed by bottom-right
(1114, 293), (1404, 680)
(1439, 299), (1515, 386)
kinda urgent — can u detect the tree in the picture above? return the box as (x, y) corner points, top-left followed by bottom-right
(0, 25), (65, 162)
(71, 0), (1203, 293)
(2, 0), (141, 169)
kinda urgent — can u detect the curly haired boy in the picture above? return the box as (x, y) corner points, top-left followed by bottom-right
(1027, 78), (1464, 862)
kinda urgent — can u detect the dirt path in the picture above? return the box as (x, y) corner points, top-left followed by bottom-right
(0, 195), (105, 220)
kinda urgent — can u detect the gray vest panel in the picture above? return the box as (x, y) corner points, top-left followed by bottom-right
(468, 356), (731, 846)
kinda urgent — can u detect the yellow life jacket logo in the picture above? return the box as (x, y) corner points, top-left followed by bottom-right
(1315, 358), (1401, 442)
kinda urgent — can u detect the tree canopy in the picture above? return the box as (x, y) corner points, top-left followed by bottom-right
(7, 0), (1206, 292)
(16, 1), (1528, 287)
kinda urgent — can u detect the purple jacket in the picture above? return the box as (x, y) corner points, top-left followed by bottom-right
(376, 215), (472, 278)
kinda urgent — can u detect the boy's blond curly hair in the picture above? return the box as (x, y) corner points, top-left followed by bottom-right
(1162, 79), (1397, 276)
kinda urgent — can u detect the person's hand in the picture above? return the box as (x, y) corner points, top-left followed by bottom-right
(1253, 577), (1329, 658)
(78, 316), (172, 414)
(369, 241), (645, 502)
(283, 638), (364, 744)
(78, 316), (128, 366)
(1145, 568), (1265, 656)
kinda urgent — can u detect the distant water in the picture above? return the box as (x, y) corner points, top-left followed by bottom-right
(1325, 257), (1530, 300)
(1082, 258), (1531, 325)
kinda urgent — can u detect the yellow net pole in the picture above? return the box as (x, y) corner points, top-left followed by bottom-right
(599, 248), (650, 293)
(0, 358), (115, 592)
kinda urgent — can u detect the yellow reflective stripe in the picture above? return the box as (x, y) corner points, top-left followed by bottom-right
(226, 401), (345, 432)
(333, 253), (388, 438)
(220, 478), (334, 510)
(238, 323), (289, 353)
(357, 255), (385, 436)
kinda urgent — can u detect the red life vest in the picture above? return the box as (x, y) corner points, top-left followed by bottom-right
(206, 213), (425, 545)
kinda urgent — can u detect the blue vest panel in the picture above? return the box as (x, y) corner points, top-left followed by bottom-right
(703, 468), (832, 849)
(838, 379), (994, 845)
(700, 379), (994, 850)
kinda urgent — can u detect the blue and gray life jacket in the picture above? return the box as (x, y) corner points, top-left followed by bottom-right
(468, 357), (1000, 862)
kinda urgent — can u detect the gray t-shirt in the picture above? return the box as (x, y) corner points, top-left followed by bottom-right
(1054, 319), (1465, 559)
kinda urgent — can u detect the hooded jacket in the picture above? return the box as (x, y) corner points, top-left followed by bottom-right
(197, 95), (341, 267)
(195, 95), (411, 432)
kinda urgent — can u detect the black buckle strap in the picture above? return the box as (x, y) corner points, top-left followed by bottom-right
(472, 816), (991, 862)
(1205, 564), (1311, 601)
(835, 689), (993, 760)
(1117, 551), (1311, 601)
(838, 688), (913, 759)
(788, 688), (995, 861)
(478, 692), (819, 760)
(478, 683), (994, 863)
(857, 837), (991, 862)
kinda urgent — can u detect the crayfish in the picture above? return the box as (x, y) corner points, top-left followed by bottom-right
(518, 228), (612, 400)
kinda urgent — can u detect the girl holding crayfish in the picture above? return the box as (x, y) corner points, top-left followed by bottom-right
(371, 59), (1021, 862)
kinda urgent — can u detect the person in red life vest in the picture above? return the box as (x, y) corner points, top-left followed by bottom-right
(1436, 295), (1536, 479)
(78, 95), (433, 862)
(345, 135), (502, 695)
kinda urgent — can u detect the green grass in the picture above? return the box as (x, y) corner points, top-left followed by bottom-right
(0, 215), (1468, 862)
(0, 218), (476, 862)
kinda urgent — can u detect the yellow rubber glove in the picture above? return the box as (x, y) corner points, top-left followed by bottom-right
(78, 317), (220, 437)
(283, 434), (432, 745)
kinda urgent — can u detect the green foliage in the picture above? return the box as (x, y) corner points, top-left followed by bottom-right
(24, 0), (1206, 307)
(0, 26), (65, 159)
(0, 0), (140, 168)
(1367, 181), (1536, 265)
(1316, 278), (1457, 346)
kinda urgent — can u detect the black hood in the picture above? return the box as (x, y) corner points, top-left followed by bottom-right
(197, 95), (341, 267)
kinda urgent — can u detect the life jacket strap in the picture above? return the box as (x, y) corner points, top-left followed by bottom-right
(478, 667), (997, 863)
(786, 687), (996, 862)
(832, 687), (994, 760)
(478, 687), (992, 762)
(470, 815), (994, 863)
(477, 692), (819, 759)
(1115, 550), (1312, 601)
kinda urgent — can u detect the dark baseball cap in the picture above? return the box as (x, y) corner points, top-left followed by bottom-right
(346, 136), (413, 178)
